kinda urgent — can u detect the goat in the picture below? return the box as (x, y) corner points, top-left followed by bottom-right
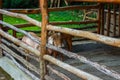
(22, 32), (72, 60)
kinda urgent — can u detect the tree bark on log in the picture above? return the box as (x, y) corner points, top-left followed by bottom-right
(1, 9), (120, 48)
(44, 55), (102, 80)
(1, 39), (39, 62)
(0, 21), (120, 80)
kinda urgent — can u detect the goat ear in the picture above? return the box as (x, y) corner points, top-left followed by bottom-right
(48, 31), (56, 36)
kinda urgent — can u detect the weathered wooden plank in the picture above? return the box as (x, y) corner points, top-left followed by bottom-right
(0, 44), (40, 75)
(0, 57), (33, 80)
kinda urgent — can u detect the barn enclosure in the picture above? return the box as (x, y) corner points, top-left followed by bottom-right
(0, 0), (120, 80)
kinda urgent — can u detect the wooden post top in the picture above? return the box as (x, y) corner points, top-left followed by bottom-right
(68, 0), (120, 3)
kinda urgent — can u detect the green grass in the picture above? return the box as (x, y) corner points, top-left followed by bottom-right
(3, 10), (97, 37)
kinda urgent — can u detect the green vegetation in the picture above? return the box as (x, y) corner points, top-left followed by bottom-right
(3, 10), (96, 37)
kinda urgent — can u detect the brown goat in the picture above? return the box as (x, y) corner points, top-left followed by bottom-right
(22, 32), (72, 60)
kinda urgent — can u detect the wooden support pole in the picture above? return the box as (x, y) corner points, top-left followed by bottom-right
(39, 0), (49, 80)
(13, 30), (17, 38)
(113, 4), (116, 36)
(106, 4), (111, 36)
(97, 3), (102, 34)
(101, 3), (105, 35)
(0, 0), (3, 57)
(119, 5), (120, 36)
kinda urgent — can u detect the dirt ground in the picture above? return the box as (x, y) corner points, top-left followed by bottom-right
(48, 40), (120, 80)
(0, 67), (13, 80)
(2, 40), (119, 80)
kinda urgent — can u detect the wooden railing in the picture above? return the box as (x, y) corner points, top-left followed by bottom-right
(0, 1), (120, 80)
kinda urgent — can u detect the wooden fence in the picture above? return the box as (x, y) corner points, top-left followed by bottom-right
(0, 0), (120, 80)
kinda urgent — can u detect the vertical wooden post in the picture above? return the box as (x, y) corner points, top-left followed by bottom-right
(0, 0), (3, 57)
(39, 0), (48, 80)
(101, 3), (105, 35)
(13, 30), (17, 38)
(97, 3), (102, 34)
(119, 5), (120, 36)
(106, 4), (111, 36)
(113, 4), (116, 36)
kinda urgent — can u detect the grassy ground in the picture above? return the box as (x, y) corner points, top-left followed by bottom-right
(3, 10), (96, 37)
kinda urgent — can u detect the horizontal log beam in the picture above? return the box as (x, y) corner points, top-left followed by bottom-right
(0, 9), (41, 27)
(48, 5), (99, 12)
(3, 23), (34, 30)
(1, 9), (120, 48)
(1, 39), (39, 62)
(0, 21), (120, 79)
(0, 29), (40, 56)
(5, 5), (99, 14)
(69, 0), (120, 3)
(49, 20), (98, 25)
(47, 25), (120, 47)
(1, 9), (120, 50)
(44, 55), (102, 80)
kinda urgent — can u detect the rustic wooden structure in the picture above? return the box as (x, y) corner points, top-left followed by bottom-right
(0, 0), (120, 80)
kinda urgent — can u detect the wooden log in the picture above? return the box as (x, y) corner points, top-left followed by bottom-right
(46, 44), (120, 80)
(0, 21), (119, 80)
(69, 0), (120, 3)
(1, 39), (39, 62)
(39, 0), (49, 80)
(101, 4), (105, 35)
(3, 23), (34, 31)
(6, 4), (99, 14)
(106, 4), (111, 36)
(97, 3), (101, 34)
(47, 24), (120, 47)
(47, 65), (71, 80)
(0, 29), (40, 56)
(0, 44), (40, 75)
(0, 9), (120, 48)
(0, 9), (41, 27)
(119, 5), (120, 36)
(44, 55), (102, 80)
(49, 20), (98, 25)
(0, 11), (120, 47)
(6, 8), (40, 14)
(3, 52), (40, 80)
(113, 4), (117, 36)
(48, 4), (99, 12)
